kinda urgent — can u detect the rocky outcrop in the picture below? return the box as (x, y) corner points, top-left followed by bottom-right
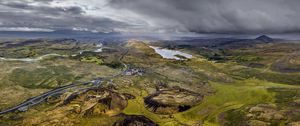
(19, 87), (136, 126)
(62, 87), (130, 116)
(144, 86), (203, 114)
(113, 114), (158, 126)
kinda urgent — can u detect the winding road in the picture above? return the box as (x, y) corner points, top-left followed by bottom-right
(0, 45), (129, 115)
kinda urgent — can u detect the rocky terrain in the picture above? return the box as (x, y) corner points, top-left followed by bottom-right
(0, 37), (300, 126)
(145, 86), (203, 114)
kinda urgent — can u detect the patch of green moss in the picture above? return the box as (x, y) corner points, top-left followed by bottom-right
(9, 65), (75, 89)
(80, 56), (104, 65)
(230, 68), (300, 85)
(222, 109), (247, 126)
(174, 80), (276, 125)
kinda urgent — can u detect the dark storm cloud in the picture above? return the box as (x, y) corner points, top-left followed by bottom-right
(109, 0), (300, 33)
(1, 0), (300, 33)
(1, 2), (84, 15)
(0, 11), (127, 31)
(0, 0), (131, 32)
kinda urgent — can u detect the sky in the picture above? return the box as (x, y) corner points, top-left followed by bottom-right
(0, 0), (300, 34)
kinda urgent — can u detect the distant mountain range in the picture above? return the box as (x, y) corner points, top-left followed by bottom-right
(156, 35), (278, 50)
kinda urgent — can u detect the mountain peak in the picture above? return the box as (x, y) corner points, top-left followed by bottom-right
(255, 35), (273, 42)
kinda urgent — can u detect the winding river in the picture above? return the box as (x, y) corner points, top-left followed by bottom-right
(0, 54), (67, 62)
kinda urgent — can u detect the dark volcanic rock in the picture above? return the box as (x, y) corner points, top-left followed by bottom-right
(271, 56), (300, 73)
(144, 86), (203, 114)
(122, 93), (136, 100)
(247, 63), (266, 68)
(113, 114), (158, 126)
(61, 87), (129, 116)
(255, 35), (273, 42)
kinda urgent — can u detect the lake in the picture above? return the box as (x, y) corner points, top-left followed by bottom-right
(149, 46), (193, 60)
